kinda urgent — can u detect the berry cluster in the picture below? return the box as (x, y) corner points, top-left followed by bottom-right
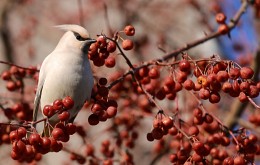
(88, 25), (135, 68)
(3, 102), (33, 121)
(165, 107), (260, 164)
(88, 77), (118, 125)
(7, 96), (78, 163)
(1, 66), (37, 91)
(147, 112), (173, 141)
(9, 122), (77, 163)
(194, 62), (259, 103)
(136, 58), (259, 105)
(88, 35), (117, 67)
(42, 96), (74, 120)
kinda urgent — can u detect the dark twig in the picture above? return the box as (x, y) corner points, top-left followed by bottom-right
(0, 60), (39, 72)
(157, 0), (248, 62)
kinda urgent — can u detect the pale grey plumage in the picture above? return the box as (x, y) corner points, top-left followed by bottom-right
(33, 24), (95, 126)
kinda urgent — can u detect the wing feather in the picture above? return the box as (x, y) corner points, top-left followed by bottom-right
(32, 55), (51, 124)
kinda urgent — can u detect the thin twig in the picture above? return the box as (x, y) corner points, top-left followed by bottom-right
(0, 60), (39, 72)
(106, 0), (249, 90)
(157, 0), (248, 62)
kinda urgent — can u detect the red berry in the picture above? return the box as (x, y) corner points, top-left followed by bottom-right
(96, 36), (107, 48)
(122, 39), (134, 50)
(66, 123), (77, 135)
(93, 57), (105, 67)
(1, 70), (11, 80)
(43, 105), (55, 117)
(91, 103), (103, 114)
(223, 157), (234, 165)
(58, 111), (70, 121)
(105, 56), (116, 68)
(35, 153), (42, 161)
(53, 99), (63, 111)
(179, 59), (191, 72)
(156, 89), (166, 100)
(98, 77), (108, 86)
(25, 144), (36, 158)
(52, 128), (65, 141)
(176, 71), (187, 83)
(193, 108), (203, 119)
(249, 85), (259, 98)
(9, 131), (18, 142)
(106, 41), (117, 53)
(234, 156), (245, 165)
(62, 96), (74, 109)
(99, 50), (109, 59)
(88, 43), (99, 56)
(29, 133), (41, 145)
(204, 113), (213, 123)
(42, 137), (51, 149)
(169, 154), (178, 163)
(238, 92), (248, 103)
(17, 68), (26, 78)
(192, 141), (205, 155)
(148, 67), (160, 79)
(88, 114), (99, 125)
(124, 25), (135, 36)
(151, 128), (163, 140)
(10, 66), (19, 75)
(199, 88), (210, 100)
(217, 71), (229, 82)
(106, 106), (117, 118)
(6, 81), (17, 91)
(215, 13), (227, 24)
(209, 92), (220, 103)
(183, 79), (195, 90)
(12, 103), (23, 112)
(239, 81), (250, 93)
(240, 67), (254, 79)
(229, 68), (240, 79)
(218, 24), (229, 35)
(14, 140), (26, 153)
(17, 127), (27, 139)
(162, 116), (173, 129)
(50, 138), (63, 152)
(11, 150), (21, 160)
(222, 82), (232, 93)
(188, 125), (199, 136)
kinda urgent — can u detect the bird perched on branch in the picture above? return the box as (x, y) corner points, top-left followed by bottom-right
(33, 24), (95, 134)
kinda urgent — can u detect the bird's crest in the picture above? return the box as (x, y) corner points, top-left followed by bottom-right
(54, 24), (90, 39)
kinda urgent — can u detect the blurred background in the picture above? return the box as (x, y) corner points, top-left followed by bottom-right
(0, 0), (259, 164)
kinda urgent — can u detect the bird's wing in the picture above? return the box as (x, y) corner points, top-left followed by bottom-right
(33, 55), (51, 123)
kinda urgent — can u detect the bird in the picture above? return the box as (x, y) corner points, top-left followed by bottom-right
(32, 24), (96, 133)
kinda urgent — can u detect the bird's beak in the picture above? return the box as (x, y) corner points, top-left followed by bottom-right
(87, 39), (97, 44)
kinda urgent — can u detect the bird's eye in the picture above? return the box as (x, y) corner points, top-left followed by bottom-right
(74, 33), (87, 41)
(76, 35), (81, 40)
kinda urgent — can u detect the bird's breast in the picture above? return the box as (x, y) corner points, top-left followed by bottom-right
(40, 54), (93, 112)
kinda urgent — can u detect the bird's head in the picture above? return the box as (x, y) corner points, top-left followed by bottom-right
(54, 24), (96, 53)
